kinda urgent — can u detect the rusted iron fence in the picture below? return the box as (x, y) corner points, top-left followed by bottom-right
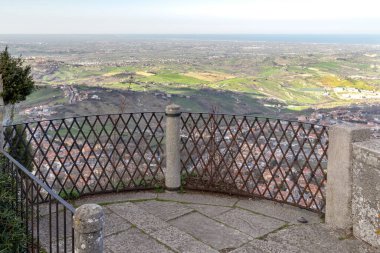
(3, 113), (165, 198)
(3, 111), (328, 213)
(180, 113), (329, 212)
(0, 150), (75, 252)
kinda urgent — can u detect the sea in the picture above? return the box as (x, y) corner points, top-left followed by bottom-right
(0, 34), (380, 45)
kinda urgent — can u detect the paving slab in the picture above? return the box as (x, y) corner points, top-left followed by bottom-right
(102, 206), (114, 214)
(185, 203), (232, 217)
(37, 191), (380, 253)
(74, 191), (157, 206)
(151, 226), (218, 253)
(230, 239), (303, 253)
(157, 191), (238, 207)
(49, 237), (73, 253)
(169, 212), (252, 251)
(214, 208), (286, 238)
(104, 247), (114, 253)
(104, 212), (132, 236)
(236, 199), (322, 224)
(136, 200), (194, 221)
(107, 202), (170, 233)
(105, 228), (174, 253)
(37, 210), (73, 244)
(38, 203), (67, 217)
(266, 224), (379, 253)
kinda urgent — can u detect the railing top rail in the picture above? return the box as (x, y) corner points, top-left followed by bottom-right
(181, 111), (330, 128)
(0, 149), (76, 213)
(4, 110), (329, 128)
(4, 111), (166, 127)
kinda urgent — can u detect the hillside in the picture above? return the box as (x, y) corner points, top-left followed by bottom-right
(2, 37), (378, 122)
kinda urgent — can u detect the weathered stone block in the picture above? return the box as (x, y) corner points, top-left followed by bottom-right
(236, 198), (322, 224)
(108, 202), (170, 233)
(325, 125), (371, 230)
(74, 204), (105, 253)
(214, 208), (286, 238)
(185, 203), (232, 217)
(258, 223), (377, 253)
(151, 226), (218, 253)
(105, 228), (173, 253)
(136, 200), (193, 221)
(352, 140), (380, 247)
(169, 212), (252, 250)
(103, 212), (132, 236)
(157, 190), (238, 206)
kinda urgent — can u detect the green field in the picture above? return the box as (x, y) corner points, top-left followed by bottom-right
(14, 36), (377, 119)
(36, 60), (380, 112)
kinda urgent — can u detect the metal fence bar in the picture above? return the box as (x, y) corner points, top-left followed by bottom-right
(0, 149), (76, 252)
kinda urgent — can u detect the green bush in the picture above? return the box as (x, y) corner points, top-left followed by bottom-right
(59, 188), (80, 200)
(0, 170), (27, 253)
(4, 125), (34, 172)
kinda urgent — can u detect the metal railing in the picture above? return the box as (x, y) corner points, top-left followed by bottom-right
(3, 111), (328, 213)
(4, 112), (165, 198)
(180, 113), (328, 212)
(0, 149), (75, 252)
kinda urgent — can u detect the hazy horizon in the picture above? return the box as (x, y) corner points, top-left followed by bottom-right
(1, 0), (380, 34)
(1, 34), (380, 45)
(1, 33), (380, 35)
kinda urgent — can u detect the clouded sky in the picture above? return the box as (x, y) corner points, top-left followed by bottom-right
(1, 0), (379, 34)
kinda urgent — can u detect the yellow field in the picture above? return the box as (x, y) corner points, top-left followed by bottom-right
(102, 72), (123, 77)
(136, 71), (155, 77)
(184, 71), (235, 82)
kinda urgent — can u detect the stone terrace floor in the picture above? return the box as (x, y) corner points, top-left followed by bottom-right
(63, 191), (378, 253)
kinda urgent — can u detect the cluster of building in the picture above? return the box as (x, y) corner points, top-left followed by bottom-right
(18, 120), (164, 194)
(153, 91), (191, 100)
(22, 104), (60, 120)
(297, 107), (380, 137)
(17, 108), (377, 211)
(333, 87), (380, 100)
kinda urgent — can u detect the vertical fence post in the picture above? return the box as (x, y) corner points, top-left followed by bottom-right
(74, 204), (104, 253)
(165, 104), (181, 190)
(0, 74), (4, 150)
(325, 124), (371, 231)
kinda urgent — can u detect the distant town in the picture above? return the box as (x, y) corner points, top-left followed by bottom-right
(0, 35), (378, 135)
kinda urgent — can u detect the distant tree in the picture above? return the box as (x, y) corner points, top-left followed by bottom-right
(118, 95), (128, 113)
(127, 74), (135, 91)
(0, 46), (35, 123)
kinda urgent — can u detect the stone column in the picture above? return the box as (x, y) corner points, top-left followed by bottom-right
(73, 204), (104, 253)
(165, 104), (181, 190)
(325, 124), (371, 230)
(0, 74), (4, 150)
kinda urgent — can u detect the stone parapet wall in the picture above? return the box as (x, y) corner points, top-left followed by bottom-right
(325, 125), (371, 230)
(352, 140), (380, 247)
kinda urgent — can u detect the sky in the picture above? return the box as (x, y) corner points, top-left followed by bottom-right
(1, 0), (380, 34)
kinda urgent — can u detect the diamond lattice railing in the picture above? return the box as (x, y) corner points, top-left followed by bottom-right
(4, 111), (329, 212)
(4, 113), (165, 198)
(180, 113), (328, 212)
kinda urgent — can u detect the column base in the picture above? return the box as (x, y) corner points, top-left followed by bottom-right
(165, 186), (181, 191)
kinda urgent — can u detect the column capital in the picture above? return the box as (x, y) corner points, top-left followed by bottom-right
(165, 104), (181, 116)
